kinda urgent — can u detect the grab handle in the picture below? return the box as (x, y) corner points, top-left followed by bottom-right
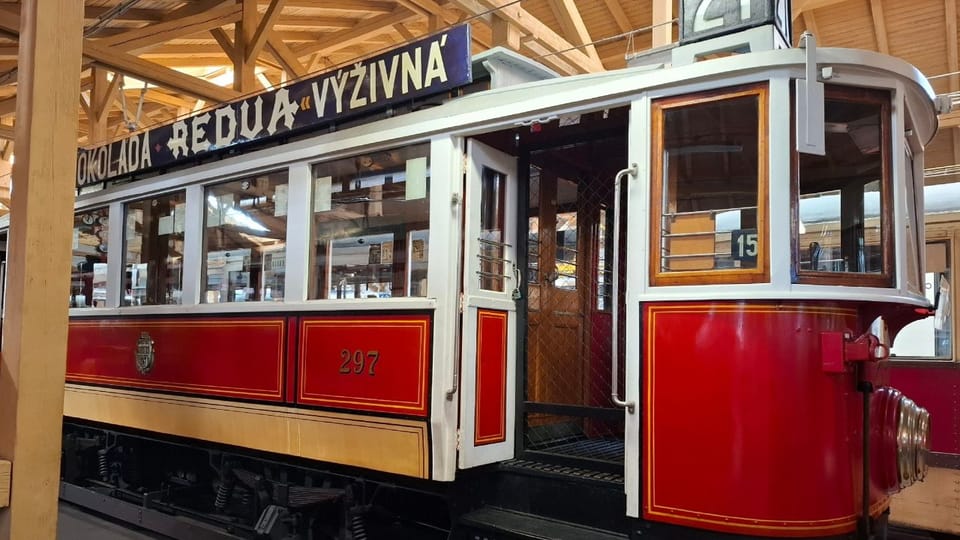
(611, 164), (638, 413)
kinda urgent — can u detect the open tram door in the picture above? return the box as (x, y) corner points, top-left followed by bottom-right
(458, 139), (519, 468)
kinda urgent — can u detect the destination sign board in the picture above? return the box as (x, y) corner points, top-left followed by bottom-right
(680, 0), (791, 46)
(76, 25), (472, 188)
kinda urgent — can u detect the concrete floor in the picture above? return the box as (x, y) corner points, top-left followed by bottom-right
(58, 502), (168, 540)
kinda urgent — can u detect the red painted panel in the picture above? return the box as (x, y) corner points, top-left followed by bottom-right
(643, 303), (862, 537)
(475, 309), (507, 446)
(68, 317), (285, 401)
(888, 363), (960, 455)
(298, 314), (430, 417)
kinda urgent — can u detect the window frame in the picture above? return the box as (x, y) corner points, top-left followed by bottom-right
(649, 83), (771, 287)
(791, 85), (894, 287)
(121, 190), (187, 307)
(307, 142), (432, 300)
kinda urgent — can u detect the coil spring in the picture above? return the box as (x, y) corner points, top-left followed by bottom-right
(97, 449), (109, 480)
(350, 514), (367, 540)
(214, 482), (233, 510)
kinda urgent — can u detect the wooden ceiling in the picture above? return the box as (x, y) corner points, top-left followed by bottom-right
(0, 0), (956, 195)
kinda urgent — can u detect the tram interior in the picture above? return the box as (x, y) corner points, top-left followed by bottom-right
(476, 106), (629, 467)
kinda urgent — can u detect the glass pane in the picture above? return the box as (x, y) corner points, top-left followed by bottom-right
(555, 211), (577, 290)
(798, 95), (886, 276)
(479, 165), (506, 292)
(71, 208), (109, 308)
(123, 191), (186, 306)
(408, 229), (429, 297)
(597, 206), (612, 311)
(903, 153), (922, 294)
(892, 241), (952, 359)
(659, 94), (760, 273)
(309, 143), (429, 299)
(203, 171), (288, 303)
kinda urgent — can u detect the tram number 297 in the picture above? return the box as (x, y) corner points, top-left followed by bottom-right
(339, 350), (381, 376)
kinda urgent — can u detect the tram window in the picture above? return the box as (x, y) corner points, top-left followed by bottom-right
(308, 143), (430, 299)
(891, 240), (952, 359)
(795, 87), (892, 286)
(650, 84), (769, 286)
(71, 208), (109, 308)
(202, 171), (288, 303)
(123, 192), (186, 306)
(480, 165), (507, 292)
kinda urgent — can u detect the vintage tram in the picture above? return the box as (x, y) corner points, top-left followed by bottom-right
(3, 12), (942, 540)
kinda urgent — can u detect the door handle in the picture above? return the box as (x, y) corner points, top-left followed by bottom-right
(611, 164), (638, 413)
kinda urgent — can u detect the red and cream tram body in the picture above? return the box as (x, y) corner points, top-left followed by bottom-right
(26, 15), (941, 540)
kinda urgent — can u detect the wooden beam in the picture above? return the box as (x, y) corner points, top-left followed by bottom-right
(89, 68), (111, 143)
(210, 27), (238, 66)
(95, 1), (242, 54)
(492, 16), (521, 51)
(652, 0), (672, 48)
(947, 0), (959, 93)
(0, 123), (13, 140)
(0, 1), (83, 538)
(792, 0), (850, 20)
(0, 8), (240, 105)
(393, 23), (416, 42)
(78, 94), (91, 119)
(602, 0), (631, 34)
(938, 109), (960, 129)
(869, 0), (888, 54)
(83, 40), (240, 103)
(292, 7), (420, 58)
(246, 0), (288, 63)
(449, 0), (603, 73)
(0, 98), (14, 118)
(85, 6), (163, 22)
(550, 0), (601, 64)
(522, 39), (577, 76)
(142, 89), (199, 110)
(802, 11), (820, 40)
(282, 0), (393, 13)
(275, 15), (354, 29)
(266, 37), (308, 79)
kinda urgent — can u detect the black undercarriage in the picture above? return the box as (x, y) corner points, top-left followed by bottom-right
(62, 420), (907, 540)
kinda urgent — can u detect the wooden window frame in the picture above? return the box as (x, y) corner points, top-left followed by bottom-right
(792, 86), (894, 287)
(650, 83), (770, 287)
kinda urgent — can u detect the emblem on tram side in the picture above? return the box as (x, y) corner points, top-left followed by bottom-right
(135, 332), (155, 375)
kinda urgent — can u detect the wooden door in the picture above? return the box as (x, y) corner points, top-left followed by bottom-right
(527, 171), (585, 408)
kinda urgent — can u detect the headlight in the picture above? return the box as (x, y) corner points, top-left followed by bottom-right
(896, 395), (930, 489)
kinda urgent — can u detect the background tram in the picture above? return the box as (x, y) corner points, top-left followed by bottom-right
(0, 13), (945, 540)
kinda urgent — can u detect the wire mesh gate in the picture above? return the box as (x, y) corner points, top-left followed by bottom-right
(520, 136), (627, 466)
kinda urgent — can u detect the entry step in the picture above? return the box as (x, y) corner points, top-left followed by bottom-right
(459, 507), (627, 540)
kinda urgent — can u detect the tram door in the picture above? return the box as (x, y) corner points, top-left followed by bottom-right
(523, 132), (626, 465)
(458, 139), (519, 468)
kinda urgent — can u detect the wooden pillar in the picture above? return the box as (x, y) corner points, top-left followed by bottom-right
(89, 68), (110, 145)
(652, 0), (673, 48)
(234, 0), (257, 93)
(0, 1), (84, 539)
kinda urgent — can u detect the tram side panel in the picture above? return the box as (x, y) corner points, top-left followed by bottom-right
(642, 301), (870, 537)
(64, 312), (434, 479)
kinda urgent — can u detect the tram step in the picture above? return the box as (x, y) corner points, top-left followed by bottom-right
(458, 506), (627, 540)
(464, 460), (628, 533)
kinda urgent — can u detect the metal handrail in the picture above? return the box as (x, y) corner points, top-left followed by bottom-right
(612, 164), (637, 413)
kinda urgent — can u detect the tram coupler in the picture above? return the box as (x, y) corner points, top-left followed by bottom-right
(821, 332), (888, 373)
